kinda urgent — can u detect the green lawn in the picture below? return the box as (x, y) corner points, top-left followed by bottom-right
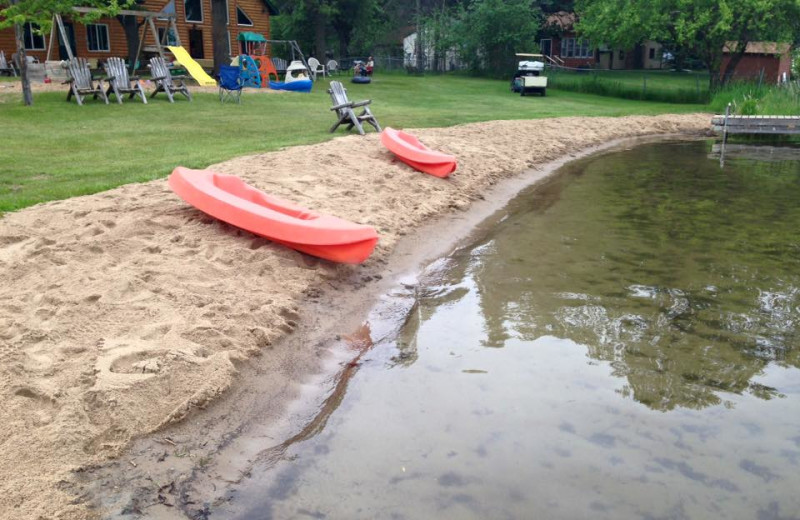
(0, 73), (705, 212)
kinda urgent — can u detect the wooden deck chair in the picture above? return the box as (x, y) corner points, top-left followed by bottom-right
(148, 56), (192, 102)
(327, 81), (381, 136)
(271, 57), (288, 75)
(0, 51), (16, 77)
(104, 57), (147, 104)
(64, 58), (108, 106)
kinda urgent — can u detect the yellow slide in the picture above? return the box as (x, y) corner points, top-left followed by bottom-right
(167, 46), (217, 86)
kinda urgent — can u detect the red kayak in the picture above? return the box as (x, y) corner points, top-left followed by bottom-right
(380, 127), (457, 178)
(169, 167), (378, 264)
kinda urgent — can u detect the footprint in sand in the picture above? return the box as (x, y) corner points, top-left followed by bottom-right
(13, 386), (60, 427)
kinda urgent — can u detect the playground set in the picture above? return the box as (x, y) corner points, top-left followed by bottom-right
(49, 9), (314, 98)
(236, 32), (313, 93)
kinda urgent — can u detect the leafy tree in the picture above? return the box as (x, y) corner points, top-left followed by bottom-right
(449, 0), (542, 77)
(0, 0), (134, 105)
(575, 0), (800, 91)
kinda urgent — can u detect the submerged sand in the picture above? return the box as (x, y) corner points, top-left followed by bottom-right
(0, 114), (709, 518)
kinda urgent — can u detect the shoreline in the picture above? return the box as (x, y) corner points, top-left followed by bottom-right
(0, 114), (711, 519)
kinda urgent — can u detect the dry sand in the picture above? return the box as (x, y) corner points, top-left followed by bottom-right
(0, 114), (709, 519)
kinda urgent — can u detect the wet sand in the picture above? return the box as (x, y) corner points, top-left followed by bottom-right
(0, 114), (709, 518)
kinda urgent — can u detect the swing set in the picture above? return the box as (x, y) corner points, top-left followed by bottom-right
(237, 32), (310, 87)
(47, 6), (180, 75)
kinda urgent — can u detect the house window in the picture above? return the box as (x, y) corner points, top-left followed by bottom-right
(226, 31), (231, 56)
(649, 47), (655, 60)
(560, 37), (592, 59)
(237, 6), (253, 26)
(185, 0), (203, 22)
(23, 23), (45, 50)
(618, 50), (625, 60)
(86, 24), (110, 52)
(157, 27), (179, 46)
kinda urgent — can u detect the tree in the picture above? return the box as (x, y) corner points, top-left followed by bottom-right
(449, 0), (542, 77)
(0, 0), (135, 105)
(575, 0), (800, 91)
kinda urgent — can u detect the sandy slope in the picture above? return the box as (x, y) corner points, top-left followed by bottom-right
(0, 114), (709, 519)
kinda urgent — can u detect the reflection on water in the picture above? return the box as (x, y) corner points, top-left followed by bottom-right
(231, 141), (800, 520)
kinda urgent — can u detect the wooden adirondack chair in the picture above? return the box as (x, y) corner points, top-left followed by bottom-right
(64, 58), (108, 105)
(327, 81), (381, 135)
(104, 57), (147, 104)
(0, 51), (16, 77)
(271, 57), (288, 75)
(148, 56), (192, 102)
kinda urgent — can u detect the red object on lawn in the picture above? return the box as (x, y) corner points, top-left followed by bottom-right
(380, 127), (457, 178)
(168, 167), (379, 264)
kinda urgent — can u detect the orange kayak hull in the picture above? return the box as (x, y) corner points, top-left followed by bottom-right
(168, 167), (378, 264)
(380, 127), (457, 178)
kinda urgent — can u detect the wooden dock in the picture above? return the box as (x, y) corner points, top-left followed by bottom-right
(711, 115), (800, 135)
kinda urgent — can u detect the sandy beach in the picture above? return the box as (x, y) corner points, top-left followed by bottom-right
(0, 114), (709, 518)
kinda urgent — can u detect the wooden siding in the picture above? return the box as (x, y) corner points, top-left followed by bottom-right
(720, 50), (792, 83)
(0, 0), (271, 67)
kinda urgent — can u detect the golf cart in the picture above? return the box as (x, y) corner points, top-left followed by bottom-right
(511, 53), (547, 97)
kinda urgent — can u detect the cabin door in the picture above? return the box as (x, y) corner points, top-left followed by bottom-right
(58, 22), (76, 60)
(540, 39), (552, 57)
(189, 28), (204, 59)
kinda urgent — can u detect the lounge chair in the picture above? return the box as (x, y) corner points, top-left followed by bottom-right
(327, 80), (380, 135)
(218, 65), (242, 103)
(0, 51), (16, 77)
(103, 57), (147, 104)
(308, 57), (325, 80)
(64, 58), (109, 105)
(149, 56), (192, 102)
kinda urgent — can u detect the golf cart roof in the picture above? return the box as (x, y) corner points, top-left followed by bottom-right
(516, 53), (544, 58)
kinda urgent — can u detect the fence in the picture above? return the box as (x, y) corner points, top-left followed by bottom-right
(334, 56), (467, 74)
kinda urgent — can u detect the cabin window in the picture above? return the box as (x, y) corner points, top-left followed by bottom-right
(649, 47), (656, 60)
(560, 38), (591, 59)
(23, 23), (45, 50)
(157, 27), (179, 46)
(618, 50), (625, 60)
(237, 6), (253, 26)
(184, 0), (203, 22)
(86, 24), (110, 52)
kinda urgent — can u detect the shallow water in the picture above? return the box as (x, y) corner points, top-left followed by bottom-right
(231, 141), (800, 519)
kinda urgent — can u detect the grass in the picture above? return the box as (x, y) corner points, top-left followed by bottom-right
(547, 69), (710, 104)
(0, 72), (705, 212)
(710, 82), (800, 116)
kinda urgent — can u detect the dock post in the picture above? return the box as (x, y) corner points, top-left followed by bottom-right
(720, 103), (731, 168)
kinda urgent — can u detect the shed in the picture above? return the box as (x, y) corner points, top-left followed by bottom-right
(721, 42), (792, 83)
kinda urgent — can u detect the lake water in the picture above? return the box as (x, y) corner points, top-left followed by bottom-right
(229, 140), (800, 520)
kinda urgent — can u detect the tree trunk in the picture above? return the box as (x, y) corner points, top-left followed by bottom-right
(211, 0), (229, 77)
(313, 5), (326, 60)
(720, 41), (748, 87)
(14, 22), (32, 106)
(117, 15), (141, 71)
(415, 0), (423, 73)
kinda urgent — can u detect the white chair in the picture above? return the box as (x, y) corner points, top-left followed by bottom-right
(307, 57), (325, 80)
(326, 59), (338, 76)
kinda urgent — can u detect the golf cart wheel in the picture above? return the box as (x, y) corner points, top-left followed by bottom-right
(520, 88), (526, 97)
